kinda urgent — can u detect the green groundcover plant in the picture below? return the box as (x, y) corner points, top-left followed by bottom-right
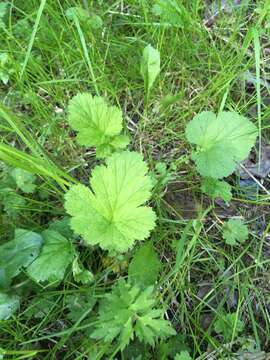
(185, 111), (258, 179)
(0, 42), (259, 357)
(65, 150), (156, 253)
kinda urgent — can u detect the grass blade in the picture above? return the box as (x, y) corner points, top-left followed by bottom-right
(253, 28), (262, 169)
(0, 143), (75, 190)
(174, 220), (193, 271)
(74, 16), (100, 96)
(20, 0), (47, 78)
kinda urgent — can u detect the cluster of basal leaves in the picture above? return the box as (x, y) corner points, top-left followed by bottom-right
(0, 2), (259, 358)
(186, 110), (258, 245)
(0, 39), (185, 358)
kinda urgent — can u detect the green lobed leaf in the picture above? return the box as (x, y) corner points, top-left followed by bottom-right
(95, 135), (129, 158)
(27, 230), (75, 283)
(0, 229), (42, 287)
(0, 53), (14, 84)
(67, 93), (129, 157)
(201, 177), (232, 202)
(185, 111), (258, 178)
(65, 151), (156, 253)
(11, 168), (37, 193)
(134, 311), (175, 346)
(214, 312), (244, 341)
(222, 219), (249, 246)
(128, 242), (162, 287)
(140, 44), (160, 96)
(91, 279), (175, 350)
(0, 292), (20, 320)
(174, 351), (192, 360)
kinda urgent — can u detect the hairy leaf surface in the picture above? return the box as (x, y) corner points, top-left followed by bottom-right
(68, 93), (129, 157)
(222, 219), (248, 246)
(65, 151), (156, 253)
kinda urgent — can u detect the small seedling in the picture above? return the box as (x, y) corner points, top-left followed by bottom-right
(222, 218), (249, 246)
(67, 93), (129, 157)
(140, 44), (160, 106)
(214, 312), (244, 342)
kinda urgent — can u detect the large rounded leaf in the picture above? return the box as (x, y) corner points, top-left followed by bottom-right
(185, 111), (258, 178)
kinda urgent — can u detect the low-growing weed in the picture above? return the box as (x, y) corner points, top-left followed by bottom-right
(0, 1), (268, 358)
